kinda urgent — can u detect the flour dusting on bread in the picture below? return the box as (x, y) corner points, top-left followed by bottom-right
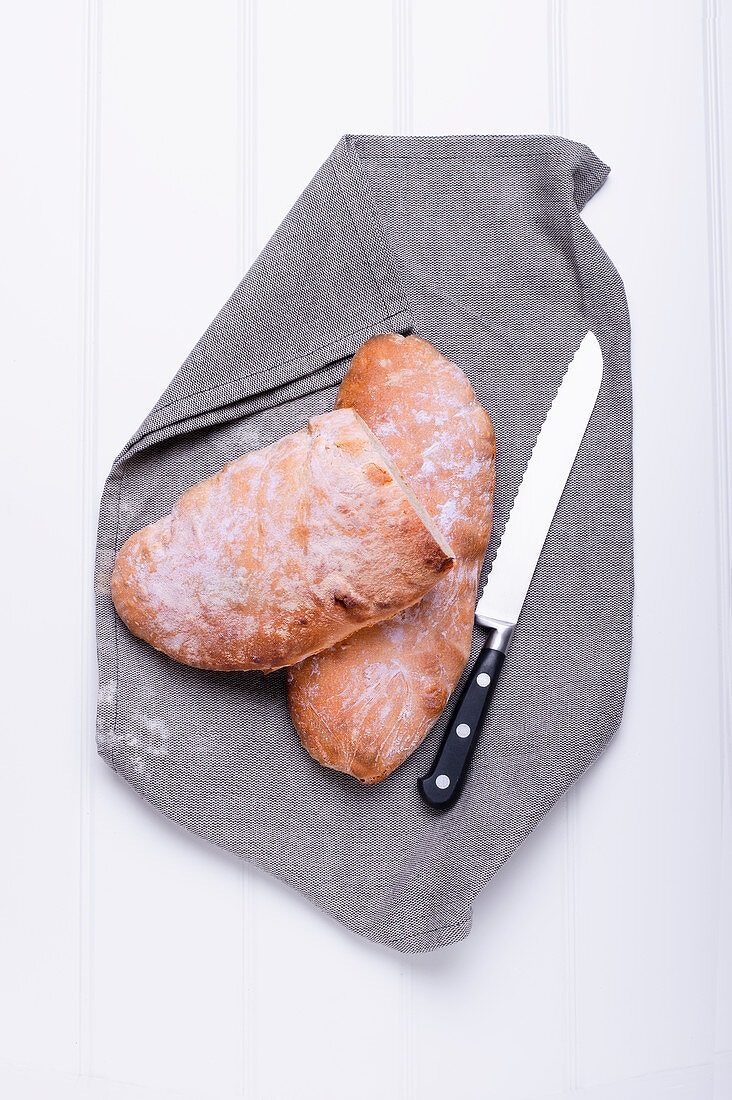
(111, 407), (454, 673)
(288, 334), (495, 783)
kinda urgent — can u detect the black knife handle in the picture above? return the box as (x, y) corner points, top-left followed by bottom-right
(418, 642), (505, 810)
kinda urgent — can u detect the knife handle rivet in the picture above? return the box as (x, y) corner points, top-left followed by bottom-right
(456, 723), (471, 738)
(476, 674), (491, 687)
(435, 774), (450, 789)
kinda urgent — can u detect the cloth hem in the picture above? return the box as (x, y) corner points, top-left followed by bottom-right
(123, 310), (413, 458)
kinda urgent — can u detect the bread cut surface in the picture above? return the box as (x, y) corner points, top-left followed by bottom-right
(111, 407), (454, 673)
(287, 334), (495, 783)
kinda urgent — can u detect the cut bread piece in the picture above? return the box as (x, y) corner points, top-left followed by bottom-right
(111, 407), (454, 672)
(288, 334), (495, 782)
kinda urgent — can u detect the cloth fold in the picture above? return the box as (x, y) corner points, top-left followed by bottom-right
(95, 134), (632, 952)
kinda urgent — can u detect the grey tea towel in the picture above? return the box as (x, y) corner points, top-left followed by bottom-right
(95, 135), (632, 953)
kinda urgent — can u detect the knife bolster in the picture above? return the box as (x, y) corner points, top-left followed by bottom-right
(474, 614), (515, 654)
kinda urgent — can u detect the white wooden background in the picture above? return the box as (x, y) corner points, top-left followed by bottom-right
(2, 1), (731, 1097)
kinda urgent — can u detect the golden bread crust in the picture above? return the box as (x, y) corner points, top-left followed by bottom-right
(287, 334), (495, 782)
(111, 407), (454, 672)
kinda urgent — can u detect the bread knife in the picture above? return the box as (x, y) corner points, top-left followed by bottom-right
(418, 331), (603, 810)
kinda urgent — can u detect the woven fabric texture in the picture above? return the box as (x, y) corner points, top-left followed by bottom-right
(95, 134), (632, 953)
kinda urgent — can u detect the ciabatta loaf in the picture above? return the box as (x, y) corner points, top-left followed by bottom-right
(111, 408), (454, 672)
(287, 335), (495, 782)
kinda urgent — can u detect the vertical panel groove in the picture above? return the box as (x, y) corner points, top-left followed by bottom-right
(237, 1), (258, 1096)
(702, 0), (732, 1092)
(79, 0), (102, 1079)
(399, 958), (415, 1100)
(562, 790), (579, 1092)
(392, 0), (413, 135)
(239, 0), (258, 278)
(549, 0), (567, 134)
(550, 0), (578, 1090)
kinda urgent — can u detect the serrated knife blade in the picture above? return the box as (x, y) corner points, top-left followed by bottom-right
(419, 331), (603, 810)
(476, 330), (604, 630)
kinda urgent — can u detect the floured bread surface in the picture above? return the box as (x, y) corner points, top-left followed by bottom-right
(287, 334), (495, 783)
(111, 407), (454, 673)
